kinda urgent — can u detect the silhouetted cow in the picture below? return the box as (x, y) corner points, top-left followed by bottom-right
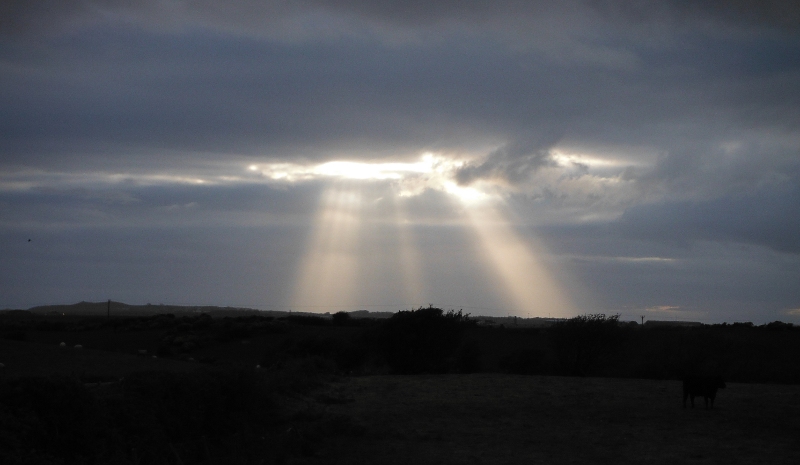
(683, 375), (726, 409)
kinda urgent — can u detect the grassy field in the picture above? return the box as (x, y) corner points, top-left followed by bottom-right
(2, 312), (799, 464)
(309, 374), (800, 464)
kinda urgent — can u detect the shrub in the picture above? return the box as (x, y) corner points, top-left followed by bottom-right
(549, 313), (623, 376)
(260, 334), (369, 374)
(379, 306), (473, 374)
(765, 321), (795, 331)
(332, 311), (352, 326)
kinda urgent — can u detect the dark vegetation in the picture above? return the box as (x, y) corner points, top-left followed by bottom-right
(378, 307), (473, 374)
(1, 306), (799, 463)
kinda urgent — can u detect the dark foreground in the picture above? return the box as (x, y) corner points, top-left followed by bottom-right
(2, 310), (799, 463)
(1, 357), (798, 464)
(311, 374), (800, 465)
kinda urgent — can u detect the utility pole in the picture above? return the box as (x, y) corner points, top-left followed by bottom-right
(640, 315), (645, 325)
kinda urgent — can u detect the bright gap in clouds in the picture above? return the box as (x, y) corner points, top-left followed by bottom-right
(282, 153), (577, 317)
(248, 153), (440, 183)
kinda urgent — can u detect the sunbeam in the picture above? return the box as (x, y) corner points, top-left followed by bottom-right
(392, 196), (426, 306)
(285, 153), (579, 316)
(291, 183), (364, 311)
(460, 201), (576, 318)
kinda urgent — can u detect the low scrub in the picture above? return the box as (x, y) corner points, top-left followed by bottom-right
(379, 306), (474, 374)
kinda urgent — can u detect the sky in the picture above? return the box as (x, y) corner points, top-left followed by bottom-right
(1, 1), (799, 323)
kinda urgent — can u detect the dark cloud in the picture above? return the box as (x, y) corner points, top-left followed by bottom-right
(531, 210), (800, 322)
(455, 132), (560, 185)
(616, 187), (800, 254)
(5, 1), (799, 39)
(313, 0), (800, 27)
(3, 22), (796, 170)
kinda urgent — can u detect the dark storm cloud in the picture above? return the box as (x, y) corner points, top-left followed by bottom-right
(455, 132), (560, 186)
(3, 21), (797, 168)
(0, 181), (324, 231)
(6, 1), (799, 31)
(316, 0), (800, 24)
(530, 211), (800, 322)
(616, 187), (800, 254)
(2, 27), (535, 162)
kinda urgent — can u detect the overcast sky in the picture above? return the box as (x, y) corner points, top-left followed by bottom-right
(2, 1), (799, 322)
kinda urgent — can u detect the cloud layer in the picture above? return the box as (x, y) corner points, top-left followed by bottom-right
(1, 1), (799, 321)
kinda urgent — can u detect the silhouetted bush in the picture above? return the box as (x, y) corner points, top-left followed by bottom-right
(261, 334), (369, 374)
(765, 321), (796, 331)
(549, 313), (623, 376)
(332, 311), (352, 326)
(379, 306), (473, 374)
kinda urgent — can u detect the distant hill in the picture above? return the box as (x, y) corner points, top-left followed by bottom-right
(12, 301), (398, 319)
(28, 301), (130, 316)
(22, 301), (289, 318)
(0, 309), (34, 319)
(1, 303), (704, 327)
(644, 320), (703, 327)
(474, 315), (565, 327)
(346, 310), (395, 319)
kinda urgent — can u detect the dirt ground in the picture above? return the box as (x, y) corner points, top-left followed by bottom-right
(304, 374), (800, 465)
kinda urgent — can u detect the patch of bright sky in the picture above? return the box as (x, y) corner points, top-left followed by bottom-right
(550, 149), (629, 168)
(0, 169), (212, 191)
(266, 151), (583, 316)
(644, 305), (707, 320)
(248, 152), (501, 203)
(0, 148), (655, 221)
(248, 153), (443, 182)
(1, 142), (653, 187)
